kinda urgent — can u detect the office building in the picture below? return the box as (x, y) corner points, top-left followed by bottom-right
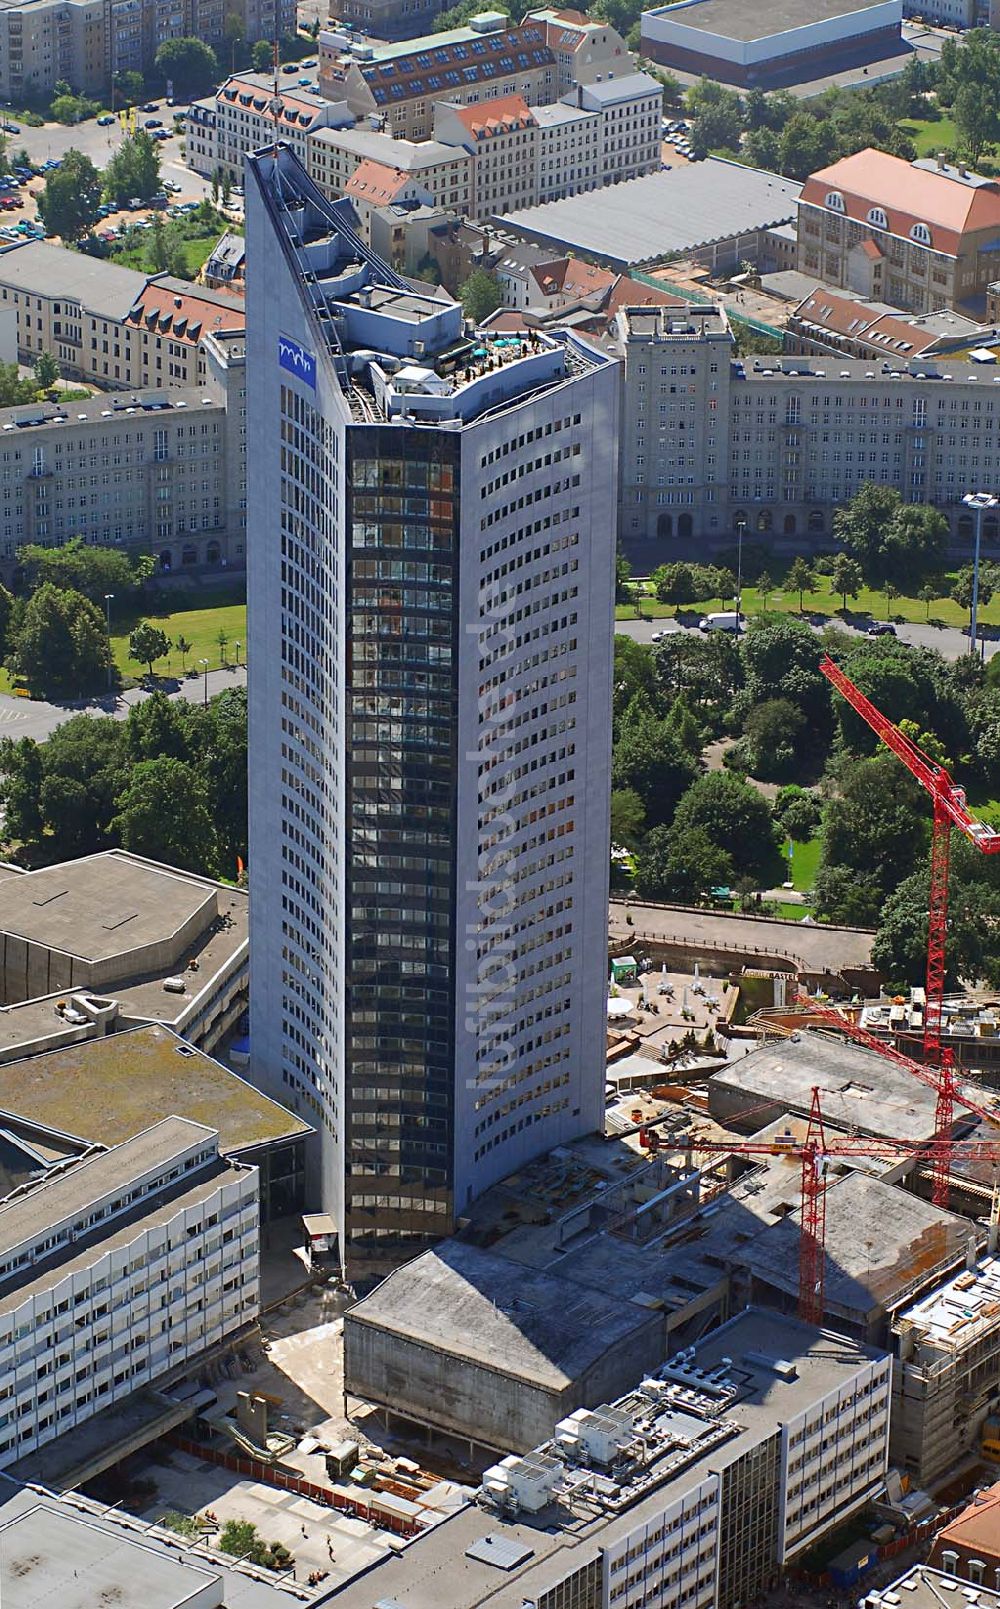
(334, 1309), (892, 1609)
(641, 0), (904, 88)
(245, 146), (617, 1269)
(797, 149), (1000, 314)
(0, 1115), (258, 1474)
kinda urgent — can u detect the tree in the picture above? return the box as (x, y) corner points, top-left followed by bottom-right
(829, 552), (863, 611)
(737, 614), (832, 741)
(0, 363), (36, 408)
(175, 633), (193, 671)
(610, 786), (645, 849)
(218, 1519), (272, 1568)
(221, 170), (232, 206)
(611, 700), (699, 828)
(197, 685), (247, 869)
(251, 38), (273, 72)
(669, 771), (782, 884)
(874, 864), (1000, 989)
(33, 716), (128, 854)
(6, 584), (112, 695)
(756, 570), (774, 609)
(778, 111), (839, 180)
(0, 581), (14, 660)
(952, 562), (998, 629)
(37, 148), (102, 241)
(919, 580), (941, 620)
(154, 36), (220, 95)
(652, 562), (696, 605)
(0, 736), (44, 843)
(816, 751), (929, 917)
(103, 130), (161, 206)
(112, 756), (218, 874)
(883, 503), (949, 587)
(686, 78), (744, 155)
(786, 556), (816, 612)
(129, 621), (171, 677)
(113, 69), (145, 104)
(459, 267), (502, 324)
(126, 689), (192, 761)
(635, 822), (733, 902)
(655, 630), (743, 728)
(742, 127), (781, 170)
(883, 580), (899, 617)
(216, 624), (229, 664)
(954, 79), (998, 162)
(33, 351), (59, 393)
(742, 697), (806, 780)
(17, 538), (152, 602)
(773, 784), (820, 842)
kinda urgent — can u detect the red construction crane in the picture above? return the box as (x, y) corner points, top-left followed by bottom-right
(819, 653), (1000, 1205)
(674, 1087), (1000, 1324)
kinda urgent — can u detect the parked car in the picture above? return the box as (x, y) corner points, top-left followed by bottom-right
(866, 622), (897, 637)
(2, 122), (21, 134)
(142, 101), (159, 111)
(97, 113), (115, 126)
(152, 128), (171, 140)
(144, 117), (163, 127)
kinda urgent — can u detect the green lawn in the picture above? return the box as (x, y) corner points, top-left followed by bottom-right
(787, 834), (821, 893)
(617, 569), (985, 631)
(898, 115), (959, 157)
(110, 586), (246, 681)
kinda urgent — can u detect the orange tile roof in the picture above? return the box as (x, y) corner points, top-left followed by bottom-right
(452, 94), (536, 140)
(345, 159), (414, 205)
(606, 277), (685, 316)
(800, 148), (1000, 256)
(859, 237), (884, 260)
(127, 282), (245, 343)
(931, 1483), (1000, 1561)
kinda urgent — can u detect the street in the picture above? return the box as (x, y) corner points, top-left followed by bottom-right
(614, 612), (1000, 662)
(0, 664), (246, 743)
(6, 117), (216, 206)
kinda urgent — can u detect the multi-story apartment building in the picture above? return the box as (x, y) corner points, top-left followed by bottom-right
(433, 95), (540, 218)
(575, 71), (663, 185)
(534, 98), (602, 202)
(610, 299), (1000, 561)
(188, 73), (354, 183)
(333, 1309), (892, 1609)
(797, 149), (1000, 314)
(0, 0), (293, 98)
(0, 1115), (258, 1473)
(526, 7), (632, 94)
(0, 336), (245, 568)
(0, 242), (245, 393)
(245, 146), (617, 1270)
(307, 125), (473, 210)
(318, 14), (557, 141)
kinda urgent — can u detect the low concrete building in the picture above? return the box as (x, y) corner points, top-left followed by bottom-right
(337, 1309), (891, 1609)
(641, 0), (904, 88)
(0, 852), (248, 1058)
(345, 1238), (666, 1453)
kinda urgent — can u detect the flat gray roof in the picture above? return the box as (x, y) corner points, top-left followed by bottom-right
(498, 160), (802, 267)
(577, 70), (661, 103)
(0, 242), (147, 319)
(347, 1239), (658, 1390)
(310, 126), (462, 169)
(0, 1500), (220, 1609)
(0, 851), (217, 965)
(1, 388), (223, 434)
(708, 1031), (941, 1142)
(740, 1170), (970, 1318)
(0, 1482), (309, 1607)
(646, 0), (887, 39)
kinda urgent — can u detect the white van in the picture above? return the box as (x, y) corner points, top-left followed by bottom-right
(699, 611), (744, 634)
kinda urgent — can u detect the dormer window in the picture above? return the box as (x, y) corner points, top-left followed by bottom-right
(825, 190), (845, 211)
(910, 221), (932, 245)
(867, 206), (888, 228)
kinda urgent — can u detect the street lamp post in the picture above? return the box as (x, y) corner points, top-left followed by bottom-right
(200, 657), (209, 706)
(963, 491), (998, 658)
(103, 593), (114, 690)
(735, 517), (746, 635)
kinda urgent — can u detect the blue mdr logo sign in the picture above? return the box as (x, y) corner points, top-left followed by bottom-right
(278, 335), (317, 389)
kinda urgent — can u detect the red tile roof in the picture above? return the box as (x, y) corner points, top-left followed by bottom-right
(451, 95), (536, 139)
(800, 148), (1000, 257)
(930, 1484), (1000, 1565)
(126, 281), (245, 342)
(345, 159), (415, 205)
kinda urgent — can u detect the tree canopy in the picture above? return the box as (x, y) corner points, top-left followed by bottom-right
(17, 538), (153, 602)
(5, 584), (112, 696)
(154, 36), (220, 95)
(103, 131), (161, 206)
(37, 149), (102, 240)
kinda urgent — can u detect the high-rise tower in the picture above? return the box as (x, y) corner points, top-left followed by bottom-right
(245, 145), (618, 1270)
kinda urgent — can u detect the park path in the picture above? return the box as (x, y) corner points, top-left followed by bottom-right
(0, 664), (247, 743)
